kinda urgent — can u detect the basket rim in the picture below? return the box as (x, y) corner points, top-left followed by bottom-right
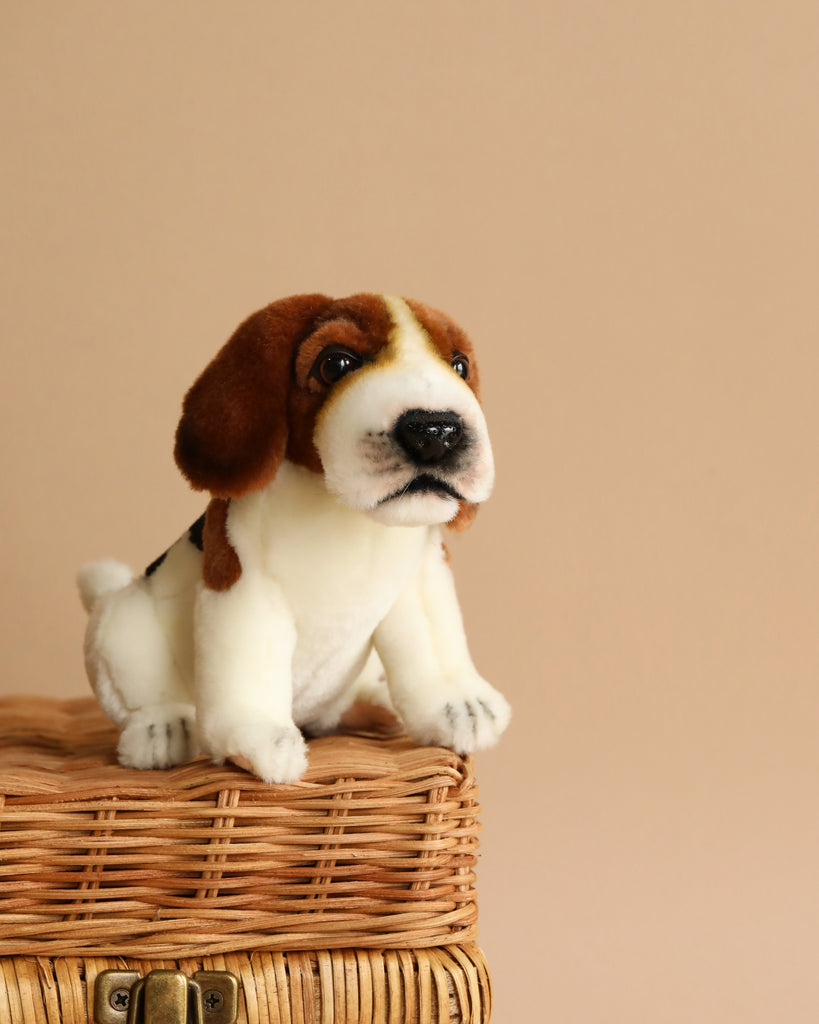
(0, 696), (474, 797)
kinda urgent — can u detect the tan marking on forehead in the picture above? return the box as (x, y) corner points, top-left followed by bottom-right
(382, 295), (441, 360)
(403, 297), (480, 398)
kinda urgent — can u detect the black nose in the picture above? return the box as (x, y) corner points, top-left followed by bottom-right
(394, 409), (464, 465)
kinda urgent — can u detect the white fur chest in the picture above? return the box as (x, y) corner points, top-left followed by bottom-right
(227, 462), (430, 718)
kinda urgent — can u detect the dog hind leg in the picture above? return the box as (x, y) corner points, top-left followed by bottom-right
(84, 576), (198, 769)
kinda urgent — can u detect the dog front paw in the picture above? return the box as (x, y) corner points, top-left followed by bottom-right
(117, 703), (199, 770)
(201, 714), (308, 784)
(402, 680), (511, 756)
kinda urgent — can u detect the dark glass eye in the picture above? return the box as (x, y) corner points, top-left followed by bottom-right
(310, 346), (363, 385)
(451, 353), (470, 380)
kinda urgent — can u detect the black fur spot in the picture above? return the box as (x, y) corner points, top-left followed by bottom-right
(188, 514), (206, 552)
(144, 551), (167, 577)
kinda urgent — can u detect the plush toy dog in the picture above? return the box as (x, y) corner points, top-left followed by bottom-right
(78, 293), (510, 783)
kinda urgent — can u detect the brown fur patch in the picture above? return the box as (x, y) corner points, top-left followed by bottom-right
(315, 293), (394, 341)
(174, 293), (333, 497)
(202, 497), (242, 591)
(403, 298), (481, 399)
(287, 295), (393, 473)
(447, 501), (479, 532)
(441, 540), (452, 564)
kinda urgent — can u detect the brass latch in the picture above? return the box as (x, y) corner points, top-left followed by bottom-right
(94, 969), (238, 1024)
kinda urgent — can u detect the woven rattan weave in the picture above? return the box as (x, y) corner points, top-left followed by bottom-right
(0, 698), (481, 958)
(0, 947), (491, 1023)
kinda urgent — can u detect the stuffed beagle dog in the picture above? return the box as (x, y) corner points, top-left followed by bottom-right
(78, 293), (510, 783)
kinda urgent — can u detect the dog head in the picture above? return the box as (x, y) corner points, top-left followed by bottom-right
(174, 293), (494, 530)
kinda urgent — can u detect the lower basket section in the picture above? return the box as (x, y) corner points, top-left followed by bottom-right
(0, 944), (491, 1024)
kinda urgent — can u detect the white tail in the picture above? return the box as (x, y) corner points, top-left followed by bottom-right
(77, 560), (135, 613)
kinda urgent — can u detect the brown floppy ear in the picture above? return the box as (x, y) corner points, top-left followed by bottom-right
(174, 293), (333, 498)
(446, 501), (479, 532)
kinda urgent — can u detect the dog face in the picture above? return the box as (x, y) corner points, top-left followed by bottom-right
(174, 293), (494, 529)
(312, 296), (494, 527)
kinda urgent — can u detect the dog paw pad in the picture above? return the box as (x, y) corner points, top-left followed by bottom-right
(117, 705), (198, 770)
(202, 716), (309, 784)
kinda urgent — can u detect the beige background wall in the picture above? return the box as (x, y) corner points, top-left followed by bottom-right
(2, 3), (817, 1020)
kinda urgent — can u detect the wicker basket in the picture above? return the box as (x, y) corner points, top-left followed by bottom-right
(0, 698), (491, 1023)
